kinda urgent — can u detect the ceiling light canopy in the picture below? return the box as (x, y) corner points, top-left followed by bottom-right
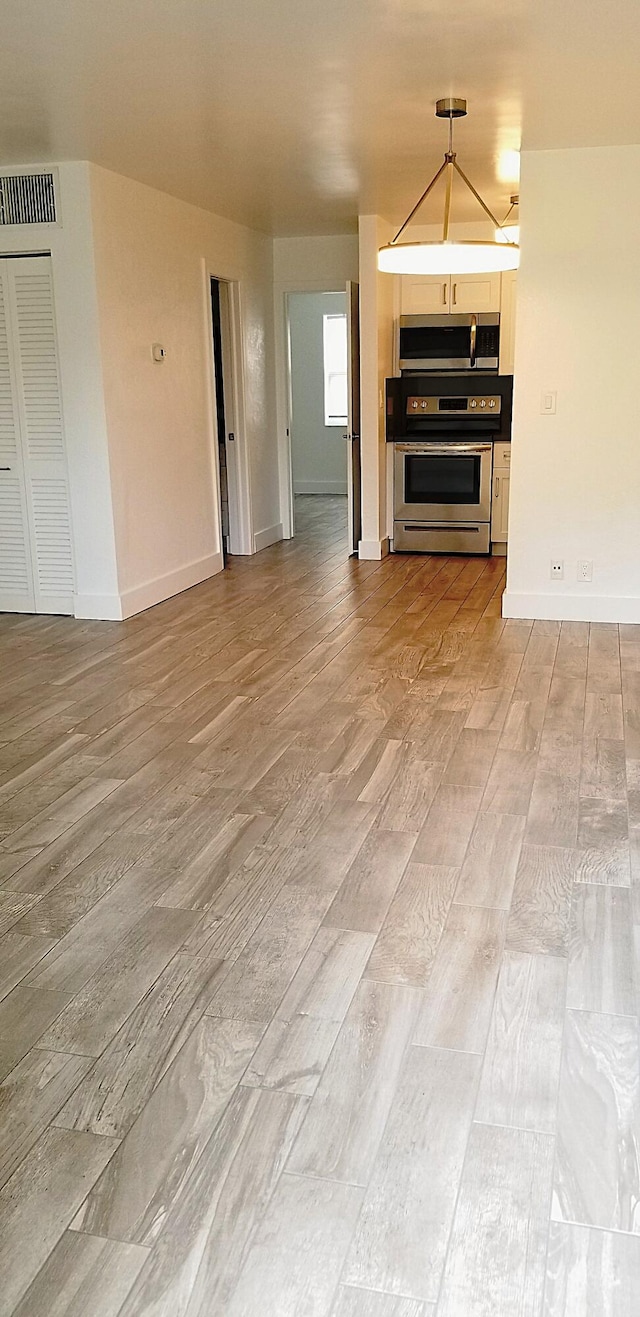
(378, 99), (519, 276)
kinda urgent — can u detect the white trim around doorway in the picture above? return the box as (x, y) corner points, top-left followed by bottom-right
(274, 277), (351, 542)
(202, 261), (254, 557)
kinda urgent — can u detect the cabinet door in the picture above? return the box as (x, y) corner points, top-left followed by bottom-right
(491, 468), (510, 542)
(450, 272), (502, 313)
(493, 442), (511, 468)
(499, 269), (517, 374)
(401, 275), (450, 315)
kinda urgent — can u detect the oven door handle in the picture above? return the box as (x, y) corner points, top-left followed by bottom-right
(394, 444), (492, 455)
(470, 313), (477, 368)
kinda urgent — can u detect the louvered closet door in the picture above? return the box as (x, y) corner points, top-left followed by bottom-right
(0, 256), (74, 614)
(0, 263), (35, 610)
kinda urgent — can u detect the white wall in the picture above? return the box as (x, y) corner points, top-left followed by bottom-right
(273, 234), (359, 288)
(0, 162), (120, 619)
(273, 234), (359, 538)
(89, 163), (279, 615)
(358, 214), (395, 559)
(289, 291), (347, 495)
(504, 145), (640, 623)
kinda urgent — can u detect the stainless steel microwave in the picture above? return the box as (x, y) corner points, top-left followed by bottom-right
(398, 313), (500, 373)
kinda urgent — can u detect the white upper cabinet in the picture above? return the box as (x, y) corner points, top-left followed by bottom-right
(449, 272), (502, 313)
(499, 269), (518, 375)
(400, 271), (502, 316)
(401, 275), (450, 315)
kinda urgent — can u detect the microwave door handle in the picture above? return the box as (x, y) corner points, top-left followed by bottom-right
(397, 444), (492, 455)
(470, 314), (477, 368)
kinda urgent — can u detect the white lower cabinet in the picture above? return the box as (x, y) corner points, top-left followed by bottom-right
(491, 442), (511, 545)
(0, 256), (74, 615)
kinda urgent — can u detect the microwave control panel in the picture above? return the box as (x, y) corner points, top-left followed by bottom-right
(406, 395), (502, 415)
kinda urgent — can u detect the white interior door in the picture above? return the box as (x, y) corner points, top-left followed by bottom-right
(217, 279), (243, 556)
(346, 280), (361, 555)
(0, 256), (74, 615)
(0, 264), (35, 611)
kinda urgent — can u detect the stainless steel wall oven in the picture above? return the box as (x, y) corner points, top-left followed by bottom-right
(393, 441), (493, 553)
(386, 374), (513, 555)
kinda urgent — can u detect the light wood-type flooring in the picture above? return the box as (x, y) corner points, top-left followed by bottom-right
(0, 493), (639, 1315)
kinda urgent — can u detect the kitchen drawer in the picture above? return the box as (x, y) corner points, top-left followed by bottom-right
(493, 442), (511, 467)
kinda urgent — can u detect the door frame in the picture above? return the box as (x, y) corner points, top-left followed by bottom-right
(346, 279), (361, 555)
(203, 263), (253, 557)
(275, 276), (352, 541)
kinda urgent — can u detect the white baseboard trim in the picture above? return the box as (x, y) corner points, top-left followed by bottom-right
(502, 591), (640, 624)
(74, 593), (124, 621)
(358, 537), (390, 561)
(119, 552), (224, 620)
(253, 523), (284, 553)
(293, 481), (348, 495)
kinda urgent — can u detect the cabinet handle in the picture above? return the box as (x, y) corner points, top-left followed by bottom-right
(442, 282), (447, 305)
(494, 476), (500, 499)
(452, 282), (457, 305)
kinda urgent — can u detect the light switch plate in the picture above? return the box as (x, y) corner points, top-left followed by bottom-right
(541, 390), (556, 414)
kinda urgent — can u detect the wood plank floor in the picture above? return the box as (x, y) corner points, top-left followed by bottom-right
(0, 493), (639, 1315)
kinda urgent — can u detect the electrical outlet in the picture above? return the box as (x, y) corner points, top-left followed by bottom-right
(577, 559), (593, 582)
(550, 559), (564, 580)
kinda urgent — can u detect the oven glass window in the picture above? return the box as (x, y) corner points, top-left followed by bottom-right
(405, 453), (481, 505)
(399, 324), (471, 361)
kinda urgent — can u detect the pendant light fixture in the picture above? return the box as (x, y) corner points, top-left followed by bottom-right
(495, 194), (519, 245)
(378, 99), (520, 275)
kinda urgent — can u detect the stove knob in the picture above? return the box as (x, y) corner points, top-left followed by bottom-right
(421, 401), (427, 409)
(470, 400), (477, 408)
(489, 399), (496, 408)
(480, 400), (486, 408)
(412, 401), (418, 409)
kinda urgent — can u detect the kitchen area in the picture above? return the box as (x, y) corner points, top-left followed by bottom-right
(385, 267), (516, 559)
(361, 96), (519, 569)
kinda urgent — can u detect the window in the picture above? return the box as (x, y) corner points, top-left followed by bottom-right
(323, 313), (348, 426)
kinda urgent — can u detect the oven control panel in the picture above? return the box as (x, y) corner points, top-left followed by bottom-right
(406, 395), (502, 415)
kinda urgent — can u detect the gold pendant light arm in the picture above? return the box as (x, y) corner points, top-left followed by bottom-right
(442, 158), (454, 242)
(451, 158), (503, 229)
(391, 156), (450, 245)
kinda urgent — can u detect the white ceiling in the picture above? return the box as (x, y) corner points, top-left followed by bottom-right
(1, 0), (640, 236)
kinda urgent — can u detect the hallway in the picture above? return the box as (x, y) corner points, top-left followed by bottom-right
(0, 496), (638, 1314)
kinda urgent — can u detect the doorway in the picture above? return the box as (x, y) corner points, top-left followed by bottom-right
(0, 254), (74, 615)
(209, 276), (250, 560)
(286, 284), (361, 555)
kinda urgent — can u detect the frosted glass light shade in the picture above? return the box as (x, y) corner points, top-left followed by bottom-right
(495, 223), (520, 244)
(378, 240), (519, 275)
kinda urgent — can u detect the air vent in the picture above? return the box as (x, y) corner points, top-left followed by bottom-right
(0, 173), (57, 226)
